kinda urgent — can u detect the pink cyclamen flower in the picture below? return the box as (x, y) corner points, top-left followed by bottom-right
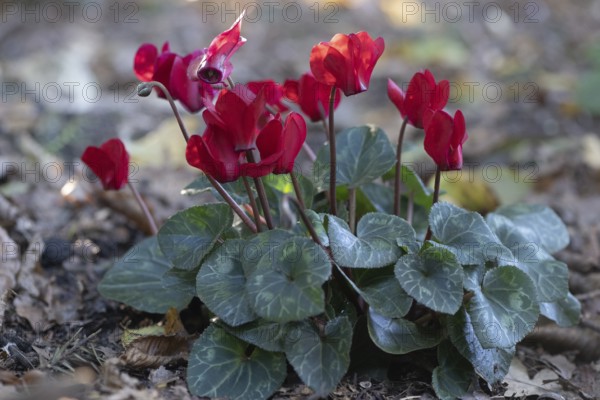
(81, 138), (129, 190)
(387, 70), (449, 129)
(189, 12), (246, 84)
(283, 73), (342, 122)
(310, 31), (385, 96)
(134, 42), (214, 113)
(424, 110), (467, 171)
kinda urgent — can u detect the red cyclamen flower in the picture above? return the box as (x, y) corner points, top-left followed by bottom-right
(186, 112), (307, 183)
(387, 70), (449, 129)
(283, 73), (342, 122)
(189, 12), (246, 84)
(134, 42), (214, 113)
(309, 32), (385, 96)
(423, 110), (467, 171)
(202, 86), (267, 152)
(81, 138), (130, 190)
(247, 80), (289, 113)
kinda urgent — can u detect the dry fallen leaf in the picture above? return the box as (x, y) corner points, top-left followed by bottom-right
(503, 358), (563, 397)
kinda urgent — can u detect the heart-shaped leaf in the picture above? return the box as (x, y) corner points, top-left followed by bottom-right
(467, 266), (539, 348)
(494, 204), (569, 253)
(246, 237), (331, 322)
(158, 203), (233, 270)
(98, 237), (192, 313)
(196, 239), (257, 326)
(447, 308), (514, 384)
(349, 266), (413, 318)
(539, 293), (581, 327)
(328, 213), (416, 269)
(314, 125), (396, 189)
(187, 325), (286, 400)
(395, 243), (464, 315)
(222, 319), (289, 352)
(367, 309), (444, 354)
(285, 317), (353, 397)
(431, 340), (474, 400)
(487, 213), (569, 302)
(429, 202), (513, 266)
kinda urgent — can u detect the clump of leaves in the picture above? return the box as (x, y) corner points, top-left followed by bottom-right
(91, 14), (579, 400)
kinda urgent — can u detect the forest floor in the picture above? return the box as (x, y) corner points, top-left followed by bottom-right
(2, 0), (600, 398)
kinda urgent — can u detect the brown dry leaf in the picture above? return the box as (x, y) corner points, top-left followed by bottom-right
(503, 358), (563, 397)
(541, 354), (576, 380)
(120, 335), (190, 369)
(14, 294), (47, 329)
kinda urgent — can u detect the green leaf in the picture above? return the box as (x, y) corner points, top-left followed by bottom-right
(246, 237), (331, 322)
(431, 340), (474, 400)
(360, 183), (393, 214)
(395, 243), (464, 314)
(487, 213), (569, 302)
(98, 237), (191, 313)
(242, 229), (296, 276)
(447, 308), (514, 385)
(494, 204), (569, 253)
(221, 319), (289, 352)
(328, 213), (416, 269)
(157, 204), (233, 270)
(298, 210), (329, 246)
(540, 293), (581, 327)
(399, 164), (434, 209)
(467, 266), (539, 348)
(182, 175), (249, 204)
(367, 309), (444, 354)
(314, 125), (396, 189)
(196, 239), (256, 326)
(429, 202), (513, 265)
(187, 325), (286, 400)
(161, 267), (197, 306)
(350, 266), (413, 318)
(285, 317), (353, 396)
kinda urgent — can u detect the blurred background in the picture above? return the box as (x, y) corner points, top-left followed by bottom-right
(1, 0), (600, 262)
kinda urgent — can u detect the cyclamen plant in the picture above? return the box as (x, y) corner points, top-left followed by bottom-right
(85, 13), (581, 400)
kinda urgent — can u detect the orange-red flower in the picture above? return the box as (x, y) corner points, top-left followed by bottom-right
(81, 138), (129, 190)
(310, 32), (384, 96)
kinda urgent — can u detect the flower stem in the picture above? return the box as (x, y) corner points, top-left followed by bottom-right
(290, 172), (306, 210)
(393, 117), (409, 216)
(246, 151), (274, 229)
(138, 81), (191, 142)
(424, 167), (441, 241)
(289, 197), (323, 246)
(207, 175), (258, 233)
(328, 86), (337, 216)
(348, 187), (357, 234)
(242, 176), (262, 232)
(127, 181), (158, 235)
